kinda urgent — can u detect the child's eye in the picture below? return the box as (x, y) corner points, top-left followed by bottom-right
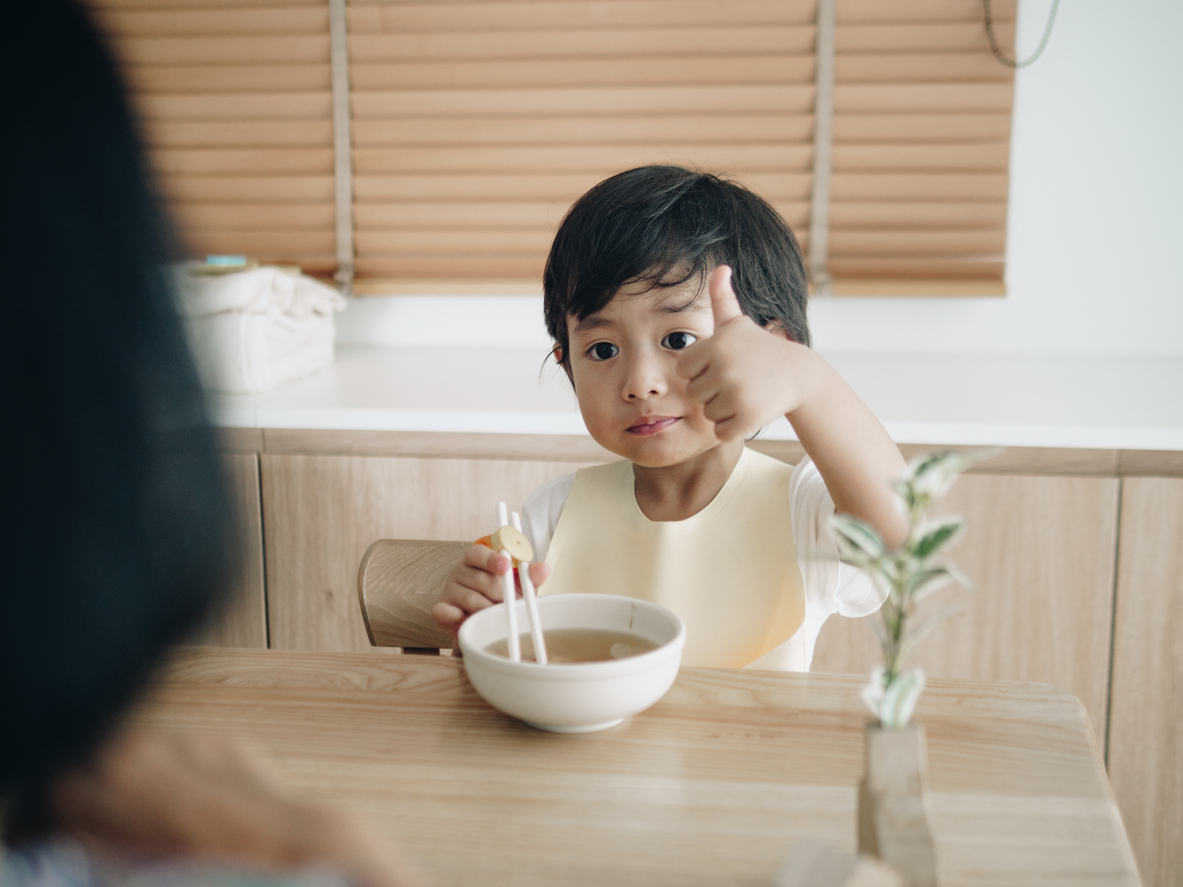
(587, 342), (619, 361)
(661, 331), (697, 350)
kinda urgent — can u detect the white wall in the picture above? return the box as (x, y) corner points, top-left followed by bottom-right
(338, 0), (1183, 358)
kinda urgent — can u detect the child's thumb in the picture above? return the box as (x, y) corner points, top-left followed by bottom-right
(709, 265), (744, 329)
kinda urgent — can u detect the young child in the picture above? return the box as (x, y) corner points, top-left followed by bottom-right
(433, 165), (907, 670)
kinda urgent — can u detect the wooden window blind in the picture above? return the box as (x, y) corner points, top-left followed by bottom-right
(347, 0), (816, 292)
(89, 0), (1018, 296)
(87, 0), (338, 276)
(827, 0), (1015, 295)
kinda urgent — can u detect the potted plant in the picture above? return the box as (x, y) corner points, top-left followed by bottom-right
(828, 448), (1000, 887)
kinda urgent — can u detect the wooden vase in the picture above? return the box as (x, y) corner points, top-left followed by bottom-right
(857, 721), (939, 887)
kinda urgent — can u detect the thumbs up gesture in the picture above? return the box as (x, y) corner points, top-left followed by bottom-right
(676, 265), (805, 442)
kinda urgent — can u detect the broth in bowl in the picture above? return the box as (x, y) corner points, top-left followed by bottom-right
(484, 628), (659, 664)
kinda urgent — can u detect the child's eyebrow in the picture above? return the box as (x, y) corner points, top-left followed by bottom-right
(658, 293), (707, 314)
(573, 313), (612, 333)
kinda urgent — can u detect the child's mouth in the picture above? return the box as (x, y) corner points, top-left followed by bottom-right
(626, 417), (680, 436)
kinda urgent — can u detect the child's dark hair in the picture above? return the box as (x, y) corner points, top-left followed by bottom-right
(543, 165), (810, 368)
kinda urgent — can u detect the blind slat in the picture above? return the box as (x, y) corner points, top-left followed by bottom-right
(160, 175), (336, 202)
(835, 83), (1014, 113)
(174, 203), (336, 230)
(349, 28), (815, 62)
(830, 202), (1006, 228)
(95, 8), (327, 36)
(827, 258), (1004, 280)
(352, 145), (813, 175)
(353, 116), (811, 148)
(351, 56), (815, 90)
(146, 120), (333, 147)
(139, 92), (331, 120)
(353, 173), (814, 202)
(151, 148), (334, 175)
(830, 173), (1008, 200)
(830, 229), (1006, 255)
(353, 201), (810, 231)
(837, 0), (1015, 23)
(837, 23), (1014, 53)
(352, 85), (813, 119)
(114, 35), (329, 65)
(126, 64), (330, 93)
(834, 114), (1010, 142)
(832, 143), (1010, 172)
(348, 0), (815, 33)
(837, 53), (1014, 83)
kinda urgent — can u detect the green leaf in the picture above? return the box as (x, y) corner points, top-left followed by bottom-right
(828, 514), (886, 562)
(905, 563), (974, 605)
(904, 448), (1005, 506)
(909, 515), (966, 561)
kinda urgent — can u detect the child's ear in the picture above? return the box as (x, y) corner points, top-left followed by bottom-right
(552, 345), (575, 386)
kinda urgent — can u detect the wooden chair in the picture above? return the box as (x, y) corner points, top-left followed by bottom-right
(357, 539), (467, 653)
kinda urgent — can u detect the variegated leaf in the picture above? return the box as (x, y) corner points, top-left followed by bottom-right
(828, 513), (886, 562)
(909, 515), (966, 560)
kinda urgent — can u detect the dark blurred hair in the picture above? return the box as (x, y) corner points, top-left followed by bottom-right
(0, 0), (237, 828)
(543, 165), (810, 369)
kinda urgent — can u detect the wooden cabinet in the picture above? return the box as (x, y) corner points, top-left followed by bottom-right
(259, 453), (595, 652)
(810, 474), (1120, 751)
(192, 453), (268, 648)
(1107, 477), (1183, 887)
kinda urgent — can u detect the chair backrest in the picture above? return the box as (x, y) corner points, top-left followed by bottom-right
(357, 539), (467, 652)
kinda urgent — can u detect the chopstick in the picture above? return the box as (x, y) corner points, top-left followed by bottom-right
(512, 510), (548, 665)
(496, 501), (521, 662)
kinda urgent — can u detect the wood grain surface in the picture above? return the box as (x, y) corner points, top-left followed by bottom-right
(260, 454), (593, 652)
(233, 430), (1182, 477)
(191, 454), (267, 648)
(1107, 477), (1183, 887)
(810, 474), (1120, 752)
(358, 538), (466, 650)
(146, 647), (1139, 887)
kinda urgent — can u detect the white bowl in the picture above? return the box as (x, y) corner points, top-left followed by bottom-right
(458, 594), (686, 733)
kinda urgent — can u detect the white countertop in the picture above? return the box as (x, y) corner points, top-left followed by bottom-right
(212, 346), (1183, 451)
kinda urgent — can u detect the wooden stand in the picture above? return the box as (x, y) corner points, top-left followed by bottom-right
(858, 722), (939, 887)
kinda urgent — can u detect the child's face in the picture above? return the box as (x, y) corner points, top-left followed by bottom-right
(565, 276), (721, 468)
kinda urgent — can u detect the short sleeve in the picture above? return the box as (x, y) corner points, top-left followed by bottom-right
(520, 471), (575, 561)
(789, 457), (886, 619)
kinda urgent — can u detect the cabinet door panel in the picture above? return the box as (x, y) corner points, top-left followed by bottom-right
(262, 454), (595, 652)
(811, 474), (1119, 750)
(193, 453), (268, 648)
(1107, 477), (1183, 887)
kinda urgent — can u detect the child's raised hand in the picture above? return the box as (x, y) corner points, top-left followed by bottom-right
(676, 265), (805, 442)
(432, 544), (550, 636)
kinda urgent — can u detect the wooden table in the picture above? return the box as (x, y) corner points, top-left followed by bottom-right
(145, 648), (1140, 886)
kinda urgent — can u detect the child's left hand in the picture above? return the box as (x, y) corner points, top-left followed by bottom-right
(676, 265), (807, 442)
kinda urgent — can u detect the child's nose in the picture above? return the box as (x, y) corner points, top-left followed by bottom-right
(622, 353), (668, 401)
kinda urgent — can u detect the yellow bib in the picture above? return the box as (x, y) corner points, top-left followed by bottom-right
(540, 447), (806, 668)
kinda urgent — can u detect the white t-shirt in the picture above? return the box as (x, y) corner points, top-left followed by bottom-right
(520, 454), (884, 671)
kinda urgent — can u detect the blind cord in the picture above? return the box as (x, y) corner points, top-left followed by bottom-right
(329, 0), (355, 294)
(985, 0), (1060, 69)
(807, 0), (836, 298)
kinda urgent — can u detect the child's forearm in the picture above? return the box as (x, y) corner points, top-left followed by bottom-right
(786, 348), (909, 549)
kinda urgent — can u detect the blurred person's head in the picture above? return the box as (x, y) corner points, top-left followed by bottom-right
(0, 0), (237, 830)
